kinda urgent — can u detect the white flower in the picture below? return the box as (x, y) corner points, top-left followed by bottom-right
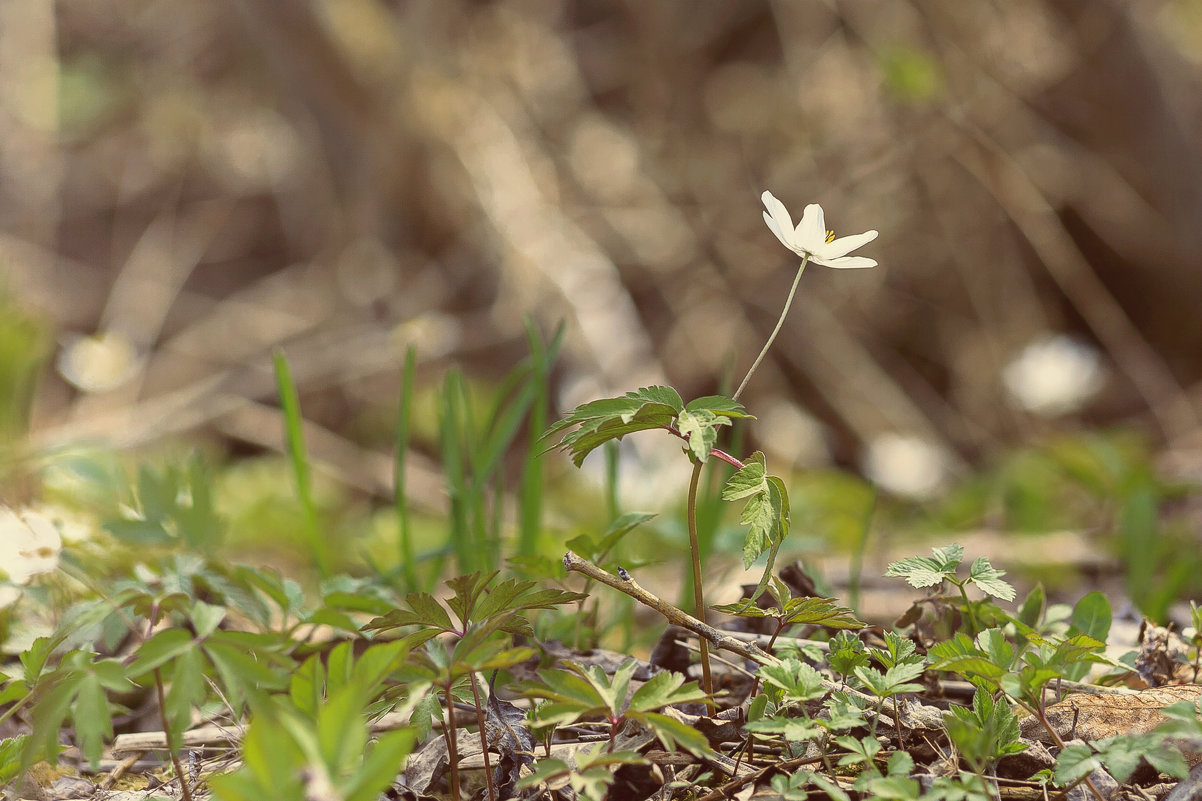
(0, 508), (63, 585)
(863, 433), (948, 499)
(761, 191), (878, 268)
(56, 329), (143, 393)
(1003, 335), (1104, 416)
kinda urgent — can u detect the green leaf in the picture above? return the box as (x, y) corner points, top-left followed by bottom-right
(744, 716), (826, 743)
(1018, 584), (1046, 630)
(127, 628), (196, 677)
(722, 453), (767, 502)
(345, 728), (417, 801)
(72, 672), (113, 770)
(637, 711), (711, 754)
(967, 557), (1016, 601)
(627, 670), (708, 713)
(874, 631), (921, 669)
(631, 385), (684, 413)
(683, 395), (751, 417)
(102, 518), (173, 545)
(566, 512), (656, 563)
(190, 600), (227, 639)
(757, 658), (827, 703)
(854, 663), (925, 698)
(445, 571), (498, 628)
(1069, 591), (1112, 644)
(676, 409), (729, 463)
(545, 387), (684, 467)
(1143, 743), (1189, 781)
(1054, 743), (1101, 785)
(884, 544), (964, 588)
(722, 453), (789, 573)
(362, 591), (455, 634)
(316, 684), (369, 778)
(829, 631), (870, 679)
(165, 649), (208, 749)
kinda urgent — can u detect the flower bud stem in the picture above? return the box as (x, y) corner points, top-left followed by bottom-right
(732, 256), (809, 402)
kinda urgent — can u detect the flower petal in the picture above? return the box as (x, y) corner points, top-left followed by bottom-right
(796, 204), (827, 250)
(814, 254), (878, 269)
(819, 229), (878, 259)
(761, 191), (796, 248)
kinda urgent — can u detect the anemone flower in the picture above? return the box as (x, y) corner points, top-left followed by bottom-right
(761, 190), (878, 269)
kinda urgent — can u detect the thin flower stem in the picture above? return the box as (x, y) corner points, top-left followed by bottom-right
(686, 459), (713, 699)
(732, 257), (809, 402)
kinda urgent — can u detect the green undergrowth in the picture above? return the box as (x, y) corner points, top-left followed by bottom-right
(0, 321), (1200, 801)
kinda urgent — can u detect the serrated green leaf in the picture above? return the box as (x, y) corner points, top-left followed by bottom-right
(757, 658), (826, 703)
(165, 648), (207, 748)
(855, 663), (926, 697)
(676, 409), (728, 463)
(127, 628), (196, 677)
(967, 557), (1016, 601)
(628, 386), (684, 413)
(362, 592), (454, 634)
(545, 387), (685, 467)
(744, 716), (826, 742)
(1144, 743), (1189, 781)
(884, 544), (965, 588)
(722, 453), (767, 501)
(683, 395), (753, 418)
(627, 670), (708, 712)
(445, 571), (498, 628)
(72, 672), (113, 770)
(1054, 743), (1101, 785)
(783, 597), (864, 630)
(637, 711), (711, 754)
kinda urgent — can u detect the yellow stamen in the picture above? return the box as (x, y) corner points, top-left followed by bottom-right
(825, 230), (836, 244)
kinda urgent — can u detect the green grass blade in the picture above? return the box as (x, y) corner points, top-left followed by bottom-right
(518, 319), (564, 557)
(272, 349), (331, 578)
(394, 345), (418, 589)
(440, 368), (473, 573)
(603, 441), (620, 522)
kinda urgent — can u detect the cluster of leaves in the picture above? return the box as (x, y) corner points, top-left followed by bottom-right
(544, 386), (750, 468)
(547, 386), (792, 594)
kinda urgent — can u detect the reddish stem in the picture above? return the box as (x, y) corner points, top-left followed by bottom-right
(664, 426), (746, 470)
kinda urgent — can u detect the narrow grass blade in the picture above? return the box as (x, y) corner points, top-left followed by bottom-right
(272, 349), (331, 578)
(518, 318), (564, 558)
(394, 345), (418, 590)
(440, 368), (474, 574)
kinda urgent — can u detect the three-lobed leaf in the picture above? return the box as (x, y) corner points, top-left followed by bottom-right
(885, 544), (965, 589)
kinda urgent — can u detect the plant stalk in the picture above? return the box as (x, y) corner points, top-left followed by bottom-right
(468, 673), (497, 801)
(732, 257), (809, 402)
(154, 667), (193, 801)
(445, 684), (461, 801)
(686, 459), (713, 698)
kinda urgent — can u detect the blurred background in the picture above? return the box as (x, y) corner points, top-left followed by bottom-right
(2, 0), (1202, 611)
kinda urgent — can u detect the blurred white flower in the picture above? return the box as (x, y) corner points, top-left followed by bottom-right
(761, 191), (878, 269)
(0, 586), (21, 609)
(56, 330), (143, 393)
(863, 433), (948, 499)
(1003, 334), (1104, 416)
(0, 508), (62, 585)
